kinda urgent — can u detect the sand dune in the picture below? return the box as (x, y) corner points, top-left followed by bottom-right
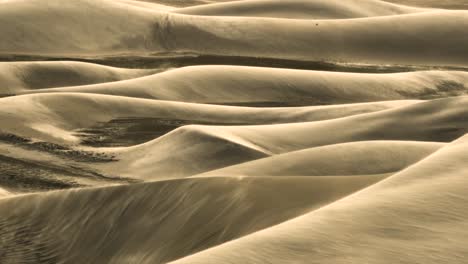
(0, 175), (384, 263)
(1, 0), (467, 262)
(174, 0), (428, 19)
(19, 67), (468, 104)
(0, 93), (417, 144)
(1, 0), (468, 66)
(171, 134), (468, 264)
(123, 96), (468, 159)
(0, 61), (157, 94)
(386, 0), (468, 9)
(197, 141), (444, 177)
(90, 96), (468, 179)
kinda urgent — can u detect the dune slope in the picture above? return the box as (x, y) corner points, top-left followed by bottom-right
(171, 134), (468, 264)
(0, 61), (157, 94)
(174, 0), (428, 19)
(0, 175), (385, 263)
(197, 141), (444, 177)
(0, 93), (417, 144)
(1, 0), (468, 66)
(19, 67), (468, 104)
(89, 96), (468, 179)
(119, 96), (468, 158)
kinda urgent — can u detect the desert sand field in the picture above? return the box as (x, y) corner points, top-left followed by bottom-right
(1, 0), (468, 263)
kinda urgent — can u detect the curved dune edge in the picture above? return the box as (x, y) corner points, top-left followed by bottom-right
(170, 134), (468, 264)
(18, 67), (468, 104)
(0, 0), (467, 66)
(0, 92), (419, 144)
(174, 0), (430, 19)
(92, 96), (468, 179)
(0, 175), (386, 263)
(0, 61), (158, 94)
(385, 0), (468, 9)
(98, 139), (441, 180)
(2, 94), (464, 182)
(116, 96), (468, 156)
(195, 141), (444, 177)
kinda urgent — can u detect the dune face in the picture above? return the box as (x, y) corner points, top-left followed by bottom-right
(175, 0), (428, 19)
(1, 0), (468, 66)
(172, 135), (468, 264)
(17, 67), (468, 104)
(0, 61), (158, 94)
(1, 0), (468, 263)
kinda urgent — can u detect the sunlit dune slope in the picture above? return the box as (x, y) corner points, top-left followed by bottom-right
(19, 67), (468, 104)
(197, 141), (444, 177)
(171, 134), (468, 264)
(0, 61), (157, 94)
(175, 0), (428, 19)
(94, 96), (468, 178)
(0, 93), (417, 144)
(0, 175), (384, 263)
(124, 96), (468, 157)
(1, 0), (468, 66)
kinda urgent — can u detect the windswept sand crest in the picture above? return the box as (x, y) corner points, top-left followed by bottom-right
(385, 0), (468, 9)
(0, 175), (384, 263)
(128, 96), (468, 157)
(175, 0), (429, 19)
(99, 137), (442, 180)
(0, 61), (158, 94)
(1, 0), (467, 262)
(91, 96), (468, 179)
(170, 134), (468, 264)
(196, 141), (444, 177)
(18, 67), (468, 104)
(1, 0), (468, 66)
(0, 93), (418, 145)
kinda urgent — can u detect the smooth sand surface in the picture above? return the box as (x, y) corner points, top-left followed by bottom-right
(19, 67), (468, 104)
(196, 141), (444, 177)
(1, 0), (468, 66)
(0, 61), (157, 94)
(175, 0), (429, 19)
(171, 134), (468, 264)
(1, 0), (467, 262)
(0, 93), (418, 144)
(0, 175), (385, 263)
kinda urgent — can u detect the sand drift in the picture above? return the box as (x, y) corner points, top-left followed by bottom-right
(1, 0), (468, 263)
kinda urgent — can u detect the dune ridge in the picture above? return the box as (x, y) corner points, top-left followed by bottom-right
(93, 94), (468, 179)
(0, 0), (467, 66)
(0, 61), (158, 94)
(0, 92), (418, 144)
(196, 141), (444, 177)
(1, 0), (467, 262)
(17, 67), (468, 104)
(124, 96), (468, 158)
(170, 134), (468, 264)
(0, 175), (385, 263)
(174, 0), (429, 19)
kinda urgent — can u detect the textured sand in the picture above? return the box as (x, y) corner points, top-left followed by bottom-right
(17, 67), (468, 104)
(1, 0), (467, 263)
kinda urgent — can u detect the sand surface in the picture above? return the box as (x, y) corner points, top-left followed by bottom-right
(1, 0), (468, 263)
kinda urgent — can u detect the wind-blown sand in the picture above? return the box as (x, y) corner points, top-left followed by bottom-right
(171, 134), (468, 264)
(1, 0), (468, 66)
(0, 61), (158, 94)
(196, 141), (444, 177)
(1, 0), (467, 263)
(175, 0), (429, 19)
(18, 67), (468, 104)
